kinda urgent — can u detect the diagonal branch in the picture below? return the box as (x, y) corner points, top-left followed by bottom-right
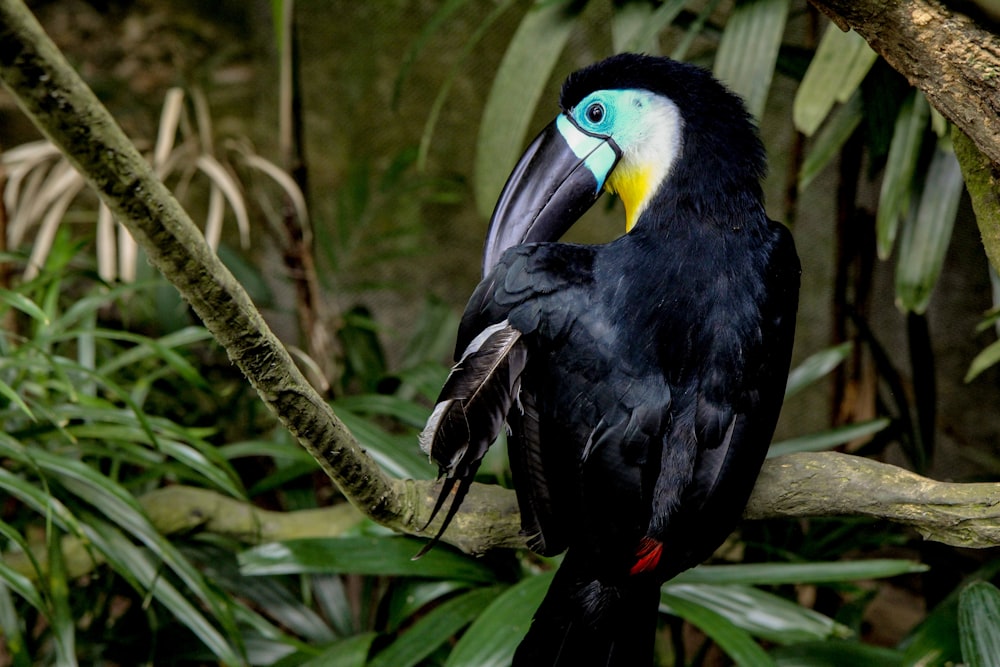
(2, 0), (1000, 561)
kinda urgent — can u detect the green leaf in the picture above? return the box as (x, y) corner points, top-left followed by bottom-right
(0, 581), (33, 667)
(672, 0), (724, 61)
(335, 410), (432, 479)
(895, 143), (965, 314)
(333, 394), (431, 429)
(772, 640), (903, 666)
(392, 0), (476, 108)
(784, 342), (852, 398)
(300, 632), (377, 667)
(877, 91), (930, 259)
(445, 572), (553, 667)
(959, 581), (1000, 667)
(663, 583), (848, 645)
(239, 536), (498, 583)
(0, 288), (49, 323)
(474, 0), (579, 218)
(84, 518), (243, 664)
(0, 376), (35, 421)
(616, 0), (686, 55)
(45, 521), (76, 666)
(20, 448), (243, 659)
(966, 337), (1000, 382)
(661, 588), (776, 666)
(415, 0), (516, 172)
(713, 0), (790, 120)
(0, 524), (47, 612)
(385, 579), (472, 632)
(676, 559), (926, 586)
(799, 90), (864, 191)
(900, 590), (961, 666)
(768, 418), (890, 458)
(370, 586), (501, 667)
(794, 26), (878, 135)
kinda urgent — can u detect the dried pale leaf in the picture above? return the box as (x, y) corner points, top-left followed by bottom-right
(96, 204), (116, 283)
(118, 223), (138, 283)
(203, 186), (226, 249)
(242, 153), (309, 226)
(154, 88), (185, 170)
(196, 154), (250, 248)
(23, 179), (83, 280)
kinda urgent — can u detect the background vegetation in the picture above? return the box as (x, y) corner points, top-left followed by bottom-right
(2, 0), (1000, 665)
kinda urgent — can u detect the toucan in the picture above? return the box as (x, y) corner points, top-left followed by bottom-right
(418, 53), (800, 666)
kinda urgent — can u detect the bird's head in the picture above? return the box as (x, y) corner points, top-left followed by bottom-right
(482, 53), (766, 274)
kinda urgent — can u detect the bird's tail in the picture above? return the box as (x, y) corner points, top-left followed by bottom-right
(513, 552), (661, 667)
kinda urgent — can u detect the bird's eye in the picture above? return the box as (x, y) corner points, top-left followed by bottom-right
(585, 102), (605, 125)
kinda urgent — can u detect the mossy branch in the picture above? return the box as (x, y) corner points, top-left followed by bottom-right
(3, 0), (1000, 563)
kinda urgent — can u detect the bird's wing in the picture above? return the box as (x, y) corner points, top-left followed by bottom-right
(417, 245), (586, 554)
(650, 222), (800, 575)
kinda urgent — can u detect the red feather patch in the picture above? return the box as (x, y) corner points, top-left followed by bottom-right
(630, 536), (663, 575)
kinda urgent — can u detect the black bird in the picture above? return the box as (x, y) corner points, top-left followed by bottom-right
(419, 53), (800, 666)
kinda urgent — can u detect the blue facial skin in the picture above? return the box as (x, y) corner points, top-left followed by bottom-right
(555, 114), (619, 194)
(557, 89), (663, 194)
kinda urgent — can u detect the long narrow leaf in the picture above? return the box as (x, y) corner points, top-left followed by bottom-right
(83, 518), (243, 664)
(619, 0), (686, 55)
(768, 418), (890, 458)
(784, 342), (852, 398)
(474, 0), (579, 217)
(26, 448), (242, 653)
(794, 26), (877, 135)
(799, 90), (864, 191)
(445, 572), (553, 667)
(877, 91), (930, 259)
(370, 586), (501, 667)
(45, 520), (76, 666)
(0, 287), (49, 323)
(300, 632), (377, 667)
(772, 640), (904, 666)
(713, 0), (790, 120)
(959, 581), (1000, 667)
(661, 588), (776, 665)
(966, 337), (1000, 382)
(895, 144), (965, 314)
(674, 559), (926, 586)
(0, 582), (32, 667)
(664, 583), (848, 645)
(239, 536), (498, 583)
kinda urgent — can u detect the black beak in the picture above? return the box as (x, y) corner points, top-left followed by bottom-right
(482, 115), (622, 276)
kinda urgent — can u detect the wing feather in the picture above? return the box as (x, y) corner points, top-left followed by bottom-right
(416, 320), (527, 555)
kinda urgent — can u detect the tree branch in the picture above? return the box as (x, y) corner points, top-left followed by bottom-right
(3, 0), (1000, 565)
(807, 0), (1000, 167)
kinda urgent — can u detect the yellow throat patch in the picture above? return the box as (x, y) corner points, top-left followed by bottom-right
(605, 163), (652, 233)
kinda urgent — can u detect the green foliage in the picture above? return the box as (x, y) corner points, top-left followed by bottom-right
(3, 1), (998, 665)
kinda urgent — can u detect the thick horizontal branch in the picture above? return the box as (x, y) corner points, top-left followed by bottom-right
(808, 0), (1000, 166)
(9, 452), (1000, 582)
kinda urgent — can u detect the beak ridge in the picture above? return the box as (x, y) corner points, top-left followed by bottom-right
(482, 115), (621, 275)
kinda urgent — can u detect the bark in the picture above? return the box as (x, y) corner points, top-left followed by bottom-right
(808, 0), (1000, 267)
(808, 0), (1000, 166)
(3, 0), (1000, 561)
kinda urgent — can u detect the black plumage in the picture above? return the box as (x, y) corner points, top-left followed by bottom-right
(420, 54), (800, 666)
